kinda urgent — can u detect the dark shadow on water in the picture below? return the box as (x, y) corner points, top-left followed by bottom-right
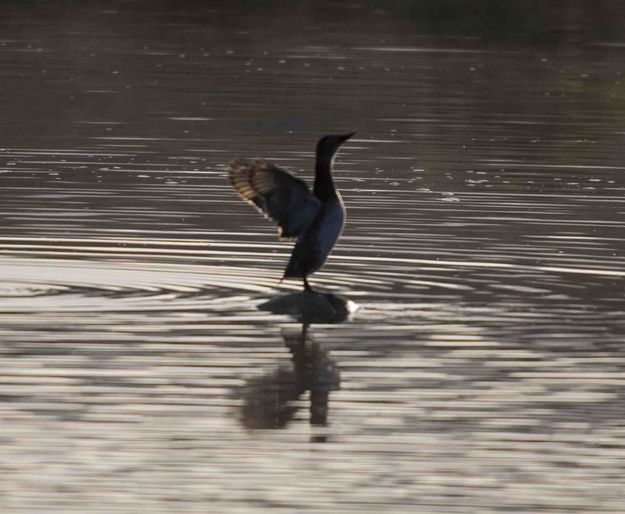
(258, 290), (358, 324)
(239, 323), (341, 443)
(404, 0), (625, 45)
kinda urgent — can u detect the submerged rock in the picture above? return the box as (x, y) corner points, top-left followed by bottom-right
(258, 290), (358, 323)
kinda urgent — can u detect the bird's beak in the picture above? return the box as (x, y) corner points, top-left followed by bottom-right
(340, 132), (356, 142)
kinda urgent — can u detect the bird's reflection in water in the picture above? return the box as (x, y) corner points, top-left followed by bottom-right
(240, 323), (340, 442)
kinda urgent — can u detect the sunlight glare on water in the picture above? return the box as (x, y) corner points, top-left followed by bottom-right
(1, 1), (625, 512)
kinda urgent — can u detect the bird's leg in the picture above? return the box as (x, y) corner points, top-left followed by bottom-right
(303, 276), (313, 293)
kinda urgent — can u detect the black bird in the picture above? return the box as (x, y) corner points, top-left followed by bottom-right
(228, 133), (354, 291)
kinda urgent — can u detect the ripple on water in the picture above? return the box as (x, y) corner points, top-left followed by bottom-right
(0, 257), (286, 315)
(2, 5), (625, 511)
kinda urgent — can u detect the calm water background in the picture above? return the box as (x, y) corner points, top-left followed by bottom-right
(1, 1), (625, 512)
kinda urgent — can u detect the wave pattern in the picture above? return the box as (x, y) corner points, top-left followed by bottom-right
(1, 3), (625, 513)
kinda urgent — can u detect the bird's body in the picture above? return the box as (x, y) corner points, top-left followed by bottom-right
(228, 133), (354, 291)
(284, 197), (345, 283)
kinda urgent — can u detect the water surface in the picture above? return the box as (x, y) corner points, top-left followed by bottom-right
(1, 2), (624, 512)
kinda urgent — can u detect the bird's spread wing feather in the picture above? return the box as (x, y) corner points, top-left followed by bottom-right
(228, 159), (320, 239)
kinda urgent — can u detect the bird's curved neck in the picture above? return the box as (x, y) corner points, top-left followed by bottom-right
(313, 155), (337, 200)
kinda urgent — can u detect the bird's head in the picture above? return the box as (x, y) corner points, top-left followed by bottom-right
(316, 132), (355, 164)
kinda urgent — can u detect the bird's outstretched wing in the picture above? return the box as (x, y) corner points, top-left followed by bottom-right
(228, 159), (320, 239)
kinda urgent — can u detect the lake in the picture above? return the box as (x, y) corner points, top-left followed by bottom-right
(1, 2), (624, 512)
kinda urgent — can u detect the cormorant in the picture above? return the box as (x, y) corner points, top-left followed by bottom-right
(228, 132), (354, 291)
